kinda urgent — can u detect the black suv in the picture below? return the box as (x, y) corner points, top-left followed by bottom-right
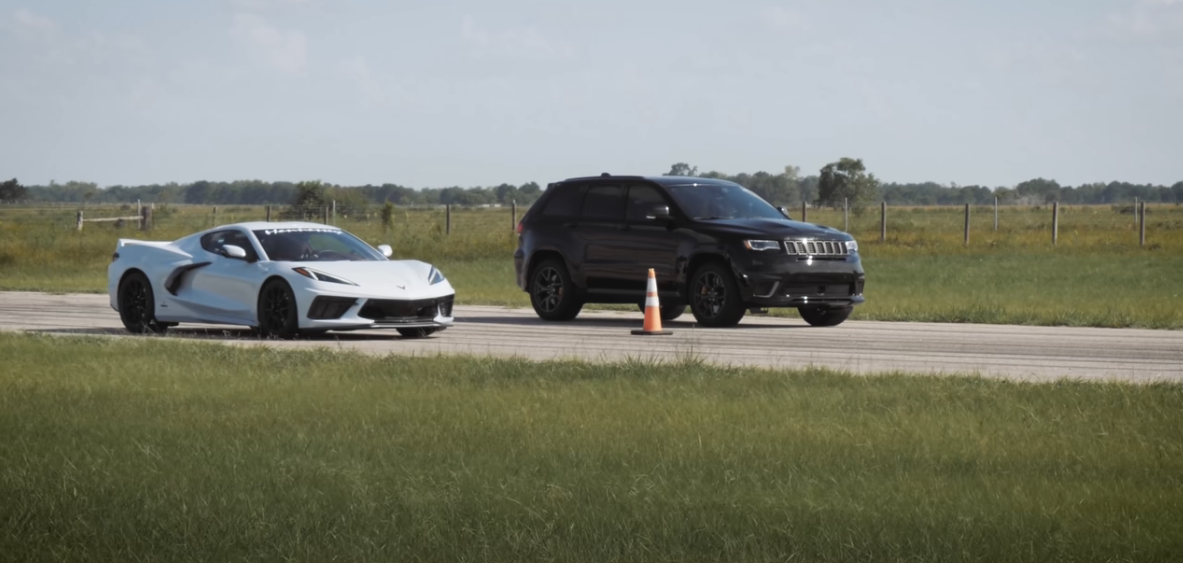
(513, 174), (866, 327)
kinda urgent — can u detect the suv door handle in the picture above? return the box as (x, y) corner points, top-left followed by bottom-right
(562, 222), (577, 228)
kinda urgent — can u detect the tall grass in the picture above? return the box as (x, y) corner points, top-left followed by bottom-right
(1, 333), (1181, 562)
(0, 204), (1180, 327)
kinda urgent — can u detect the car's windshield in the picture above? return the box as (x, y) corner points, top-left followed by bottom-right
(253, 227), (386, 262)
(666, 183), (786, 220)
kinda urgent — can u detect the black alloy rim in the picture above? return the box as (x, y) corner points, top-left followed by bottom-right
(262, 285), (292, 331)
(692, 271), (726, 319)
(122, 278), (150, 329)
(532, 267), (563, 313)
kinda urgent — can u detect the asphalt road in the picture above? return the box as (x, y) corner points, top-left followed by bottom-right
(1, 291), (1179, 383)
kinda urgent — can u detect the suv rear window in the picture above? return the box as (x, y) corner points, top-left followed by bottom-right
(540, 185), (584, 217)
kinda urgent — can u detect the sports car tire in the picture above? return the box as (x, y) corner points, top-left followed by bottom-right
(118, 271), (169, 335)
(798, 306), (853, 327)
(397, 327), (438, 338)
(688, 262), (747, 328)
(257, 279), (300, 339)
(529, 258), (583, 321)
(636, 302), (687, 321)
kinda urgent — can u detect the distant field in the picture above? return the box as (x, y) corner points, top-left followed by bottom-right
(0, 203), (1180, 328)
(1, 333), (1181, 562)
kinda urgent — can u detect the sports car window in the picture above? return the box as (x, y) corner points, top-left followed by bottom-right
(200, 230), (258, 261)
(253, 228), (385, 262)
(580, 185), (626, 220)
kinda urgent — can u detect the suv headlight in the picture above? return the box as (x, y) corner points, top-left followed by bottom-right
(743, 240), (780, 251)
(428, 266), (446, 285)
(846, 240), (859, 253)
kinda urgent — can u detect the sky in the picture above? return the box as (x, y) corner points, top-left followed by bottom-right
(1, 0), (1181, 190)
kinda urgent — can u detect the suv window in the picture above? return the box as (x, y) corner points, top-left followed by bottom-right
(580, 185), (626, 220)
(540, 185), (584, 217)
(200, 230), (258, 261)
(625, 185), (668, 221)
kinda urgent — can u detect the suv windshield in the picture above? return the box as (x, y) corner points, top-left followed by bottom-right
(253, 227), (385, 262)
(666, 183), (786, 220)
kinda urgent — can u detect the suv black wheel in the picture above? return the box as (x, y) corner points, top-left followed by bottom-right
(257, 279), (300, 338)
(688, 262), (746, 327)
(637, 302), (687, 321)
(397, 327), (438, 338)
(798, 306), (853, 327)
(118, 271), (169, 334)
(530, 258), (583, 321)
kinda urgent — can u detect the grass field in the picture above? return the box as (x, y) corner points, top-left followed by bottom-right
(1, 203), (1180, 328)
(1, 333), (1181, 562)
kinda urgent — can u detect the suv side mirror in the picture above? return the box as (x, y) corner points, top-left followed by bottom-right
(777, 206), (792, 220)
(377, 244), (393, 258)
(646, 205), (672, 221)
(221, 244), (248, 260)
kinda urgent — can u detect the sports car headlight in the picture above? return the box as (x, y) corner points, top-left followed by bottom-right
(428, 266), (446, 285)
(743, 240), (781, 251)
(846, 240), (859, 253)
(293, 267), (357, 285)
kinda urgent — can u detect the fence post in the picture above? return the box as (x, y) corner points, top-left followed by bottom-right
(446, 204), (452, 235)
(1052, 202), (1059, 246)
(993, 196), (998, 232)
(76, 210), (83, 231)
(1140, 201), (1146, 247)
(332, 200), (336, 226)
(266, 205), (271, 222)
(511, 200), (517, 231)
(140, 206), (152, 231)
(212, 206), (218, 227)
(322, 206), (329, 225)
(801, 201), (807, 222)
(843, 198), (848, 231)
(963, 203), (970, 246)
(880, 201), (886, 242)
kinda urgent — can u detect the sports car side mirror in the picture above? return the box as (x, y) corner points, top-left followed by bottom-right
(221, 244), (248, 260)
(377, 244), (393, 258)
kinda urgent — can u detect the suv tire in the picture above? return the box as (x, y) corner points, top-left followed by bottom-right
(529, 258), (583, 321)
(799, 306), (853, 327)
(688, 262), (746, 328)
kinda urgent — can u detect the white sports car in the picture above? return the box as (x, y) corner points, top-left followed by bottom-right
(107, 221), (455, 338)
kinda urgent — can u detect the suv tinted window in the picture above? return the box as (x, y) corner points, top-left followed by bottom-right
(580, 185), (626, 220)
(625, 185), (668, 221)
(540, 185), (584, 217)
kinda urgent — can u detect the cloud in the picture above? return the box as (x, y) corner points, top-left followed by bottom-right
(232, 14), (307, 77)
(1092, 0), (1183, 42)
(459, 15), (575, 61)
(762, 6), (810, 32)
(336, 57), (384, 105)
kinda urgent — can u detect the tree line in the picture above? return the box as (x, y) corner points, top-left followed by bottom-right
(3, 161), (1181, 207)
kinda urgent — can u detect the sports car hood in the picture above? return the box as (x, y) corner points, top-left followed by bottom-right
(693, 218), (853, 240)
(288, 259), (446, 294)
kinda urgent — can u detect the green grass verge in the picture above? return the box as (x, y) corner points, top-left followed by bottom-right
(1, 204), (1180, 327)
(2, 333), (1182, 562)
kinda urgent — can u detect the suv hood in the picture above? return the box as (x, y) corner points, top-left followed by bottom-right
(693, 218), (852, 240)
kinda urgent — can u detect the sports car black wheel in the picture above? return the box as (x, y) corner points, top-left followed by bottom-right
(257, 279), (299, 339)
(636, 302), (687, 321)
(798, 306), (853, 327)
(397, 327), (438, 338)
(688, 262), (746, 328)
(529, 259), (582, 321)
(118, 271), (169, 334)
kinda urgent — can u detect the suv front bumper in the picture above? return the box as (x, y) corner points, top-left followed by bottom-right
(732, 253), (866, 309)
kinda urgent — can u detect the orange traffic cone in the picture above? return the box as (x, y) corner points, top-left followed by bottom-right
(632, 268), (673, 336)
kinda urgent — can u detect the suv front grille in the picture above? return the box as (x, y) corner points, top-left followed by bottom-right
(785, 240), (850, 256)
